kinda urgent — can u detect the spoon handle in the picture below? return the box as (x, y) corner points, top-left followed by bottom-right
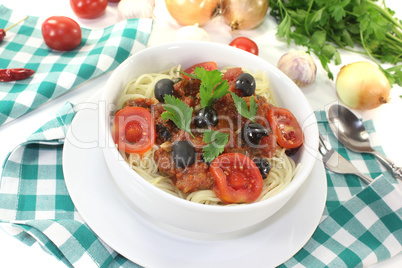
(371, 151), (402, 180)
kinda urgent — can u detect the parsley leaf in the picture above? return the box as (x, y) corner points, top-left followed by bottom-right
(202, 130), (229, 163)
(193, 67), (230, 108)
(161, 95), (194, 138)
(178, 70), (198, 79)
(231, 92), (258, 122)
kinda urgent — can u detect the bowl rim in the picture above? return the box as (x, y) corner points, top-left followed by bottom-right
(100, 41), (319, 213)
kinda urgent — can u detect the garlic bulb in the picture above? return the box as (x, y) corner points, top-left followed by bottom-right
(175, 24), (211, 42)
(277, 50), (317, 87)
(118, 0), (155, 20)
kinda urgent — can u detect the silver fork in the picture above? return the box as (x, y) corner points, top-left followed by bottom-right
(319, 133), (373, 184)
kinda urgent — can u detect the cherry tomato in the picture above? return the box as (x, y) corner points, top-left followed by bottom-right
(70, 0), (108, 19)
(41, 16), (82, 51)
(182, 61), (218, 80)
(112, 107), (156, 154)
(267, 107), (304, 149)
(209, 153), (263, 204)
(229, 37), (259, 55)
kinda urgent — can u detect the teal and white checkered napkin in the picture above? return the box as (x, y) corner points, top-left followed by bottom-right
(0, 108), (401, 267)
(281, 111), (402, 267)
(0, 102), (139, 267)
(0, 5), (153, 126)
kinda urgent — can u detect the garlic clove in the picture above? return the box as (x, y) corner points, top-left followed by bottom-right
(117, 0), (155, 20)
(175, 23), (211, 42)
(277, 50), (317, 87)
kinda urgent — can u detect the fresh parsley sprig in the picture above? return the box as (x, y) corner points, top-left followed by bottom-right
(231, 92), (258, 122)
(180, 67), (230, 107)
(193, 67), (230, 108)
(161, 95), (194, 138)
(162, 68), (236, 162)
(202, 130), (229, 163)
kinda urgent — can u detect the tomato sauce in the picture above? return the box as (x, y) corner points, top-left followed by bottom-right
(127, 68), (278, 193)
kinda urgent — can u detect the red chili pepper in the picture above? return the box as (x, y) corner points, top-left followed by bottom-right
(0, 68), (35, 82)
(0, 16), (28, 43)
(0, 29), (5, 42)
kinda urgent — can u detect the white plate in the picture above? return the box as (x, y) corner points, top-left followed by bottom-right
(63, 99), (327, 268)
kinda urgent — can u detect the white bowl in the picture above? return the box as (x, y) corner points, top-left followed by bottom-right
(100, 41), (318, 234)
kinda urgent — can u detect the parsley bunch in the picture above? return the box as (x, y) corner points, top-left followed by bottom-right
(270, 0), (402, 86)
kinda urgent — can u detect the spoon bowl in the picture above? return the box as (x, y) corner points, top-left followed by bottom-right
(327, 104), (373, 153)
(327, 104), (402, 180)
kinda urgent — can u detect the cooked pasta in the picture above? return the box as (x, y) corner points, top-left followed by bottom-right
(115, 65), (298, 205)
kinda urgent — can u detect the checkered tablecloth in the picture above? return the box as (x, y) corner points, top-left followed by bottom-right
(0, 107), (401, 267)
(0, 5), (153, 126)
(281, 111), (402, 267)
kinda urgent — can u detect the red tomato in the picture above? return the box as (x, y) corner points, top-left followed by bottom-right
(70, 0), (108, 19)
(209, 153), (263, 204)
(182, 61), (218, 80)
(41, 16), (82, 51)
(267, 107), (304, 149)
(229, 37), (259, 55)
(108, 0), (120, 2)
(112, 107), (155, 154)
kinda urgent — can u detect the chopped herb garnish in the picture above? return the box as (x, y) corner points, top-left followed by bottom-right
(202, 130), (229, 163)
(193, 67), (230, 108)
(161, 95), (194, 138)
(162, 68), (235, 162)
(231, 92), (258, 122)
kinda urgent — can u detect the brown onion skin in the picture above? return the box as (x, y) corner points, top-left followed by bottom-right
(336, 62), (391, 110)
(165, 0), (220, 26)
(221, 0), (269, 31)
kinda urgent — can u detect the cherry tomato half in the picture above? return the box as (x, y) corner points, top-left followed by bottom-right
(41, 16), (82, 51)
(112, 107), (155, 154)
(229, 37), (259, 56)
(182, 61), (218, 80)
(267, 107), (304, 149)
(70, 0), (108, 19)
(209, 153), (263, 204)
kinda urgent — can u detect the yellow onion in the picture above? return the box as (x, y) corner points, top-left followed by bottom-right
(221, 0), (269, 31)
(165, 0), (220, 26)
(336, 61), (391, 110)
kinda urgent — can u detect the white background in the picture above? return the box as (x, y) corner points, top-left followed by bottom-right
(0, 0), (401, 267)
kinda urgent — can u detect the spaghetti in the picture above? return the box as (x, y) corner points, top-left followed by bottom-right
(115, 65), (298, 205)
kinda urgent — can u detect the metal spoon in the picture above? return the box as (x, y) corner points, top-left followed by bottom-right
(327, 104), (402, 180)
